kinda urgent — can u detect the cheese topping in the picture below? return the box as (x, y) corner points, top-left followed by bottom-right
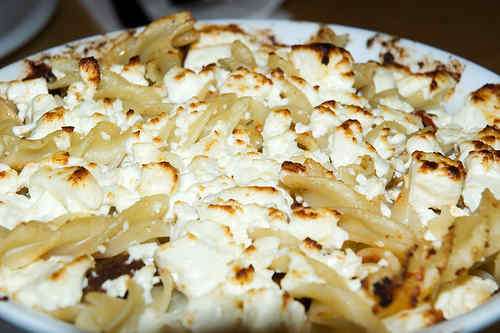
(0, 16), (497, 333)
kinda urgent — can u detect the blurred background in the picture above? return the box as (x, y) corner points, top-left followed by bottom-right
(0, 0), (499, 73)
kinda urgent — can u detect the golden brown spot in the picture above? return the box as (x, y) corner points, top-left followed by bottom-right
(153, 136), (162, 144)
(51, 152), (69, 165)
(189, 101), (207, 109)
(268, 207), (286, 221)
(471, 83), (500, 103)
(421, 160), (439, 171)
(79, 57), (100, 85)
(282, 292), (292, 308)
(281, 161), (306, 174)
(272, 272), (286, 288)
(344, 70), (355, 77)
(290, 75), (306, 85)
(409, 286), (421, 307)
(271, 68), (285, 80)
(293, 207), (319, 219)
(413, 110), (436, 130)
(477, 127), (500, 147)
(274, 108), (291, 117)
(372, 276), (399, 308)
(303, 237), (322, 250)
(424, 309), (445, 325)
(199, 24), (246, 35)
(222, 225), (233, 238)
(255, 124), (263, 133)
(201, 63), (217, 73)
(67, 167), (90, 185)
(50, 256), (87, 281)
(430, 79), (438, 91)
(42, 107), (65, 122)
(204, 139), (218, 152)
(339, 119), (362, 135)
(244, 245), (256, 254)
(293, 43), (335, 65)
(157, 161), (178, 179)
(174, 69), (193, 80)
(247, 186), (278, 193)
(123, 55), (140, 70)
(187, 232), (197, 240)
(366, 143), (377, 152)
(232, 127), (245, 135)
(445, 165), (462, 180)
(414, 151), (465, 180)
(61, 126), (74, 133)
(23, 60), (56, 82)
(235, 139), (245, 145)
(361, 254), (383, 264)
(234, 265), (255, 284)
(126, 109), (135, 117)
(480, 136), (496, 146)
(208, 203), (239, 215)
(149, 116), (161, 125)
(318, 100), (337, 110)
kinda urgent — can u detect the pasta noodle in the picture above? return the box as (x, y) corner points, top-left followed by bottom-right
(70, 122), (129, 167)
(281, 173), (379, 213)
(338, 208), (416, 259)
(102, 11), (196, 66)
(102, 194), (170, 257)
(309, 26), (349, 48)
(219, 40), (257, 71)
(96, 70), (172, 116)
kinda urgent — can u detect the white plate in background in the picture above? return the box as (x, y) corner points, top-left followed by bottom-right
(0, 18), (498, 333)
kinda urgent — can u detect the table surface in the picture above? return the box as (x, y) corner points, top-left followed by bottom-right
(0, 0), (499, 332)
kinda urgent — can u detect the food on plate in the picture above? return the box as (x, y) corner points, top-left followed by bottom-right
(0, 11), (498, 333)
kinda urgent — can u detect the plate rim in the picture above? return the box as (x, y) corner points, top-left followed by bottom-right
(0, 17), (498, 333)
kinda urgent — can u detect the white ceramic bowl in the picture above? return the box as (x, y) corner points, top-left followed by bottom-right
(0, 18), (498, 333)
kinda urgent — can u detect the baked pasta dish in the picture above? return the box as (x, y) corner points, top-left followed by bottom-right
(0, 12), (498, 333)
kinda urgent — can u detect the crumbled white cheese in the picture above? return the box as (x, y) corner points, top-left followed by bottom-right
(156, 220), (240, 298)
(102, 275), (129, 298)
(435, 276), (498, 319)
(462, 150), (500, 211)
(133, 265), (160, 304)
(383, 304), (442, 333)
(1, 256), (92, 311)
(328, 120), (390, 177)
(409, 152), (464, 212)
(128, 242), (159, 265)
(110, 63), (149, 86)
(164, 67), (213, 103)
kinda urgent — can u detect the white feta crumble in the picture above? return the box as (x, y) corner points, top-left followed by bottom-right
(435, 276), (498, 319)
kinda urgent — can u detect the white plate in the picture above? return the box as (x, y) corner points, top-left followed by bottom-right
(0, 0), (58, 59)
(0, 18), (498, 333)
